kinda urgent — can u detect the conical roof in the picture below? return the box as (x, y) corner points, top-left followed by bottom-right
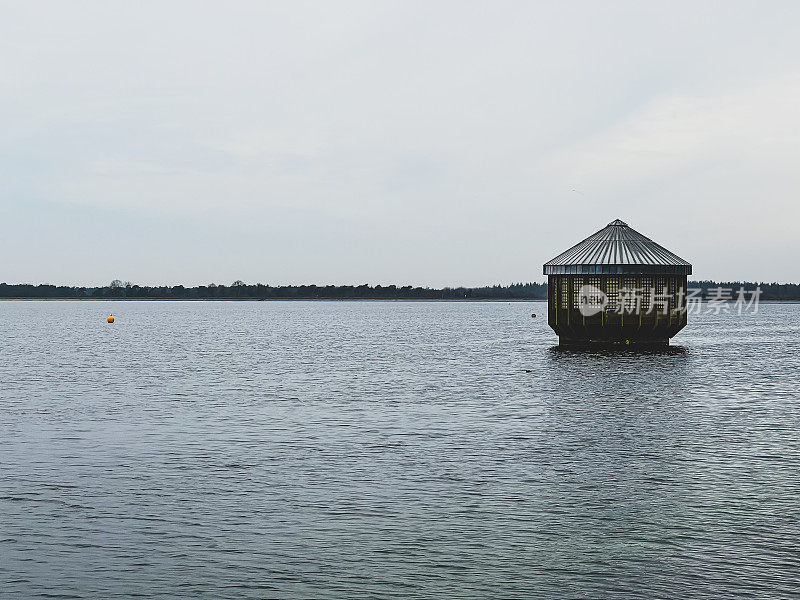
(543, 219), (692, 275)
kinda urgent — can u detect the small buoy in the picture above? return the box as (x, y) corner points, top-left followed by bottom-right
(531, 313), (536, 318)
(107, 315), (115, 323)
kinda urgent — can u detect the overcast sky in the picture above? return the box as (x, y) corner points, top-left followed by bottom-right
(2, 1), (799, 286)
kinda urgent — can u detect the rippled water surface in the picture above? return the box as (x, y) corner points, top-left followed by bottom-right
(2, 300), (800, 599)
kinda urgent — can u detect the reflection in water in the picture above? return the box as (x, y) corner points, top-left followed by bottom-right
(547, 344), (691, 357)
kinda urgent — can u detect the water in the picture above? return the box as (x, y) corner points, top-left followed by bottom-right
(2, 300), (800, 599)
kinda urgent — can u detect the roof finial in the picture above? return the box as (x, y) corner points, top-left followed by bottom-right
(607, 219), (628, 227)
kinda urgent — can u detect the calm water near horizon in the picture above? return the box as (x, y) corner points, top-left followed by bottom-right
(2, 300), (800, 599)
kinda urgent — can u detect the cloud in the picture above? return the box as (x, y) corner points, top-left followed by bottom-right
(2, 1), (800, 284)
(539, 72), (800, 193)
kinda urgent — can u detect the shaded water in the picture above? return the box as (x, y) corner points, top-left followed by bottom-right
(2, 300), (800, 599)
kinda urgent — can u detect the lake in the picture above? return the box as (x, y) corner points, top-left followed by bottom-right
(2, 300), (799, 599)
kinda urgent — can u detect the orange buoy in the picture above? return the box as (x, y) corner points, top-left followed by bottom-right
(107, 315), (115, 323)
(531, 313), (536, 318)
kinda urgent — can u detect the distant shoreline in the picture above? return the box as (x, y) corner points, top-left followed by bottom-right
(2, 298), (799, 304)
(2, 281), (799, 301)
(0, 297), (548, 302)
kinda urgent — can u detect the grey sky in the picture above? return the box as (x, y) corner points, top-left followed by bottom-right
(2, 1), (799, 286)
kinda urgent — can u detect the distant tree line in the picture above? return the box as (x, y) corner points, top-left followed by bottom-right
(1, 280), (798, 300)
(688, 281), (800, 300)
(0, 280), (548, 300)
